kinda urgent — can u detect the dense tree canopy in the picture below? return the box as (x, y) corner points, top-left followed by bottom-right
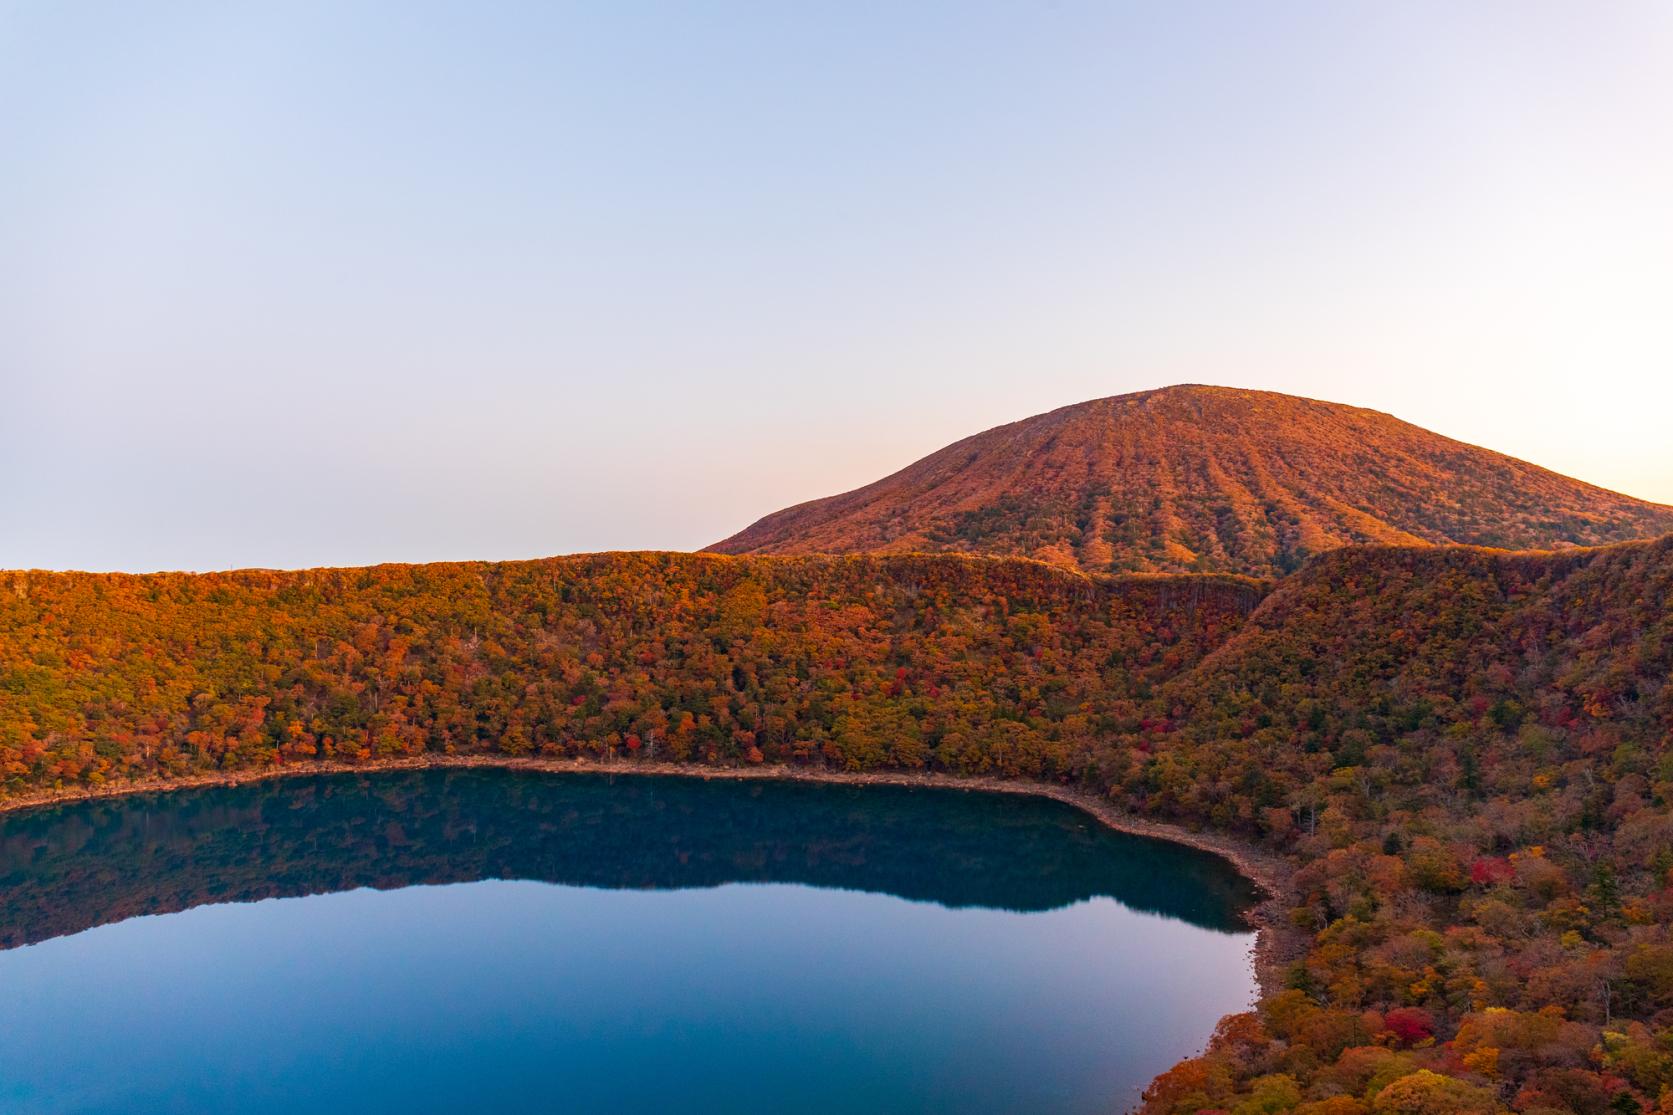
(1128, 536), (1673, 1114)
(0, 553), (1259, 792)
(5, 535), (1673, 1113)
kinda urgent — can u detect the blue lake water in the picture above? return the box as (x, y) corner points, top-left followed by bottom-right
(0, 770), (1257, 1114)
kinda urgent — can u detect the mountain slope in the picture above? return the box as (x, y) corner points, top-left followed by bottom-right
(708, 385), (1673, 577)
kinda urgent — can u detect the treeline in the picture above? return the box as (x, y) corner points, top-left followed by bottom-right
(6, 537), (1673, 1112)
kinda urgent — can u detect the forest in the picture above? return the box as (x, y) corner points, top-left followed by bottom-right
(1133, 536), (1673, 1114)
(0, 552), (1260, 788)
(4, 535), (1673, 1113)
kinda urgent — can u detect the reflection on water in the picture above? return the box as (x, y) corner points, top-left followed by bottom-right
(0, 770), (1258, 1115)
(0, 769), (1257, 948)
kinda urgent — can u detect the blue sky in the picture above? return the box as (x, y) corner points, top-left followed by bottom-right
(4, 1), (1671, 571)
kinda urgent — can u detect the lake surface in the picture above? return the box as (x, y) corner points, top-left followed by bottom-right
(0, 770), (1257, 1114)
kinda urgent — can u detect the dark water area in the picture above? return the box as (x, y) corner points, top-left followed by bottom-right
(0, 770), (1257, 1114)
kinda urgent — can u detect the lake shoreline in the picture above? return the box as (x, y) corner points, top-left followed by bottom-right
(0, 756), (1298, 1000)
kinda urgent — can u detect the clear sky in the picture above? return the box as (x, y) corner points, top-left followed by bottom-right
(4, 1), (1670, 572)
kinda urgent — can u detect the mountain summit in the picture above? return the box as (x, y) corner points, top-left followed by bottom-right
(708, 385), (1673, 577)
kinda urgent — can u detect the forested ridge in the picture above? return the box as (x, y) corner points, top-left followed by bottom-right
(0, 552), (1261, 791)
(5, 537), (1673, 1113)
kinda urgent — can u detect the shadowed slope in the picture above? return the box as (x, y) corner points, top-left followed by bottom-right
(708, 385), (1673, 577)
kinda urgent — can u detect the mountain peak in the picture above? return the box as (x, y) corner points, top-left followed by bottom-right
(707, 385), (1673, 577)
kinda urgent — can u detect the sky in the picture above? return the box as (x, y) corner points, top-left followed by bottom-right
(3, 1), (1671, 573)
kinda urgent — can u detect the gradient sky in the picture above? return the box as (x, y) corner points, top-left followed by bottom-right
(4, 1), (1670, 572)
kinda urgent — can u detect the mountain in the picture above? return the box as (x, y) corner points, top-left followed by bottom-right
(707, 384), (1673, 577)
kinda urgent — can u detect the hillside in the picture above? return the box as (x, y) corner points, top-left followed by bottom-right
(708, 385), (1673, 577)
(7, 537), (1673, 1111)
(1126, 535), (1673, 1113)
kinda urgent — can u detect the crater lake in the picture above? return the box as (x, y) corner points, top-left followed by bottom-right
(0, 769), (1258, 1114)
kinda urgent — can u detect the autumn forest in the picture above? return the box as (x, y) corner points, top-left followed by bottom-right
(6, 388), (1673, 1114)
